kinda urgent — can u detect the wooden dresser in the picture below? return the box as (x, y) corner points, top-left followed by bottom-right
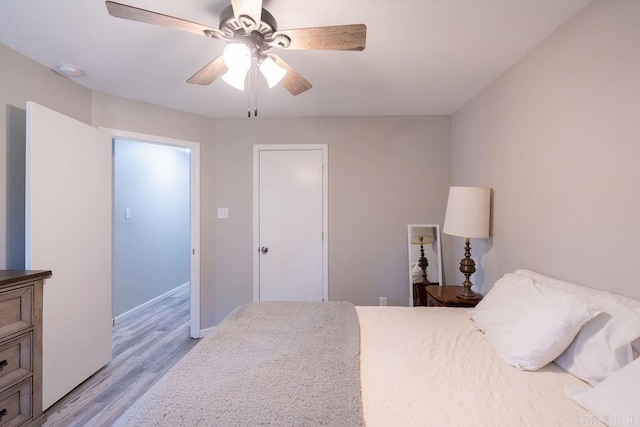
(0, 270), (50, 427)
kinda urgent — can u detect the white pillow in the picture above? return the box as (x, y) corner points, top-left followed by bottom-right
(469, 273), (599, 371)
(555, 292), (640, 385)
(513, 269), (600, 299)
(566, 358), (640, 427)
(514, 269), (640, 312)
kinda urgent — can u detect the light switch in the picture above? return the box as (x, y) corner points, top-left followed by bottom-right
(217, 207), (229, 219)
(125, 208), (131, 219)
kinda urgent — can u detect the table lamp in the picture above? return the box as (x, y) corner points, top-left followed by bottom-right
(410, 227), (435, 283)
(443, 186), (491, 300)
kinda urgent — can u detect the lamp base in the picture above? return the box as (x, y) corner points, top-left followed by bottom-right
(456, 238), (481, 300)
(457, 284), (480, 300)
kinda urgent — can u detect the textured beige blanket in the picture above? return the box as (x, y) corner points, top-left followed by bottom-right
(358, 306), (604, 427)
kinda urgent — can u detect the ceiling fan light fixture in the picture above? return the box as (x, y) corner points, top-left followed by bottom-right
(259, 56), (287, 88)
(105, 1), (367, 99)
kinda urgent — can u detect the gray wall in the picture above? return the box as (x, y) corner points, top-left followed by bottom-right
(211, 116), (452, 323)
(113, 138), (190, 318)
(451, 0), (640, 300)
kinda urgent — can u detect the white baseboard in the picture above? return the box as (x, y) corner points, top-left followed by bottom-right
(112, 282), (190, 325)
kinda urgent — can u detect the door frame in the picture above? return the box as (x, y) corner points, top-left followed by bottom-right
(252, 144), (329, 302)
(104, 128), (202, 338)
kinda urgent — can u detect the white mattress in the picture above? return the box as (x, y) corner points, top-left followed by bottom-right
(357, 306), (604, 426)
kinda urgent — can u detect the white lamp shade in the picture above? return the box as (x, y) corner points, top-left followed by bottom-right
(443, 186), (491, 238)
(410, 227), (435, 245)
(259, 56), (287, 88)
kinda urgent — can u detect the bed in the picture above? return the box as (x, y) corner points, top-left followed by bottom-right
(115, 270), (640, 426)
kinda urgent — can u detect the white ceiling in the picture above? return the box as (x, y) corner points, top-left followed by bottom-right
(0, 0), (592, 119)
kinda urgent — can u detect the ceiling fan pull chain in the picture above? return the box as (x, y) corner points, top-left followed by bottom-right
(254, 64), (259, 117)
(247, 68), (252, 118)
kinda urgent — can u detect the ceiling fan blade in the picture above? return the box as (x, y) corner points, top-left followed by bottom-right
(272, 24), (366, 51)
(231, 0), (263, 32)
(105, 1), (225, 39)
(187, 55), (228, 85)
(271, 55), (312, 96)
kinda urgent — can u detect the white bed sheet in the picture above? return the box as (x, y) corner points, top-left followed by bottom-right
(357, 306), (604, 426)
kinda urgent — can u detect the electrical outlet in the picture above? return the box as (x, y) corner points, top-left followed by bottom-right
(379, 297), (387, 306)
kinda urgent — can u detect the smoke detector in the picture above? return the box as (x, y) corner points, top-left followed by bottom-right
(56, 64), (84, 78)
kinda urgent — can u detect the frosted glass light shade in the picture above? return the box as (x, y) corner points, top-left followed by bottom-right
(221, 68), (249, 91)
(223, 43), (251, 70)
(259, 56), (287, 88)
(222, 43), (251, 91)
(443, 186), (491, 238)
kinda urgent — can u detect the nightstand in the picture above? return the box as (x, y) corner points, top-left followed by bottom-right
(412, 282), (439, 306)
(424, 285), (482, 308)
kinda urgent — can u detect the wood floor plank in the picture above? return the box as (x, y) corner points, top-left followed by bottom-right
(44, 288), (199, 426)
(83, 373), (159, 426)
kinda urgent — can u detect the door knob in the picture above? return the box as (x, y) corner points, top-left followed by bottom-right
(261, 246), (269, 254)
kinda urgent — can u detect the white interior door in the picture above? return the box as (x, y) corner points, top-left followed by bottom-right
(254, 145), (327, 301)
(26, 102), (112, 409)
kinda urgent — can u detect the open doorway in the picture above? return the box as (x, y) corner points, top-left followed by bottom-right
(108, 129), (201, 338)
(112, 138), (190, 322)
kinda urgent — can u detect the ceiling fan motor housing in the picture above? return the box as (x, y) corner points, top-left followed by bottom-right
(220, 6), (274, 36)
(213, 6), (291, 53)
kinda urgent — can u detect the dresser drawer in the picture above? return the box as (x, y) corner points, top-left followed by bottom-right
(0, 378), (32, 427)
(0, 287), (33, 340)
(0, 333), (32, 391)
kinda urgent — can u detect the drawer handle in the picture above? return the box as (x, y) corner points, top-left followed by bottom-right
(0, 408), (7, 420)
(0, 360), (7, 370)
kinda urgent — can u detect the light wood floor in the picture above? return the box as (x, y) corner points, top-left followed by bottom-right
(43, 288), (200, 426)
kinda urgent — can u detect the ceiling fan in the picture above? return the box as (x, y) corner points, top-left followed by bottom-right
(105, 0), (367, 97)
